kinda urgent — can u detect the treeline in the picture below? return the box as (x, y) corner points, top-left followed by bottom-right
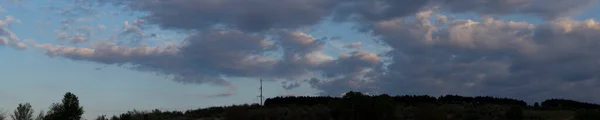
(103, 91), (600, 120)
(4, 91), (600, 120)
(264, 93), (600, 111)
(0, 92), (84, 120)
(264, 94), (528, 107)
(542, 99), (600, 110)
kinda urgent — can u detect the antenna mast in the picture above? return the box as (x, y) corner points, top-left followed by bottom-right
(258, 79), (264, 106)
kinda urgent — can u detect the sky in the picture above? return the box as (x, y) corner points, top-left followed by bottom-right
(1, 0), (600, 119)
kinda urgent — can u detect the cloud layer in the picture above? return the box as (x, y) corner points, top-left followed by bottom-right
(356, 11), (600, 102)
(11, 0), (600, 102)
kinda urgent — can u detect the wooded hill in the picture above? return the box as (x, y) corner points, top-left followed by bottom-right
(4, 91), (600, 120)
(101, 91), (600, 120)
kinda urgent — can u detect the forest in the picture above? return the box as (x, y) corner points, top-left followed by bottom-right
(2, 91), (600, 120)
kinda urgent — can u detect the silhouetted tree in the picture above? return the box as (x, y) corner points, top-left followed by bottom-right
(110, 116), (118, 120)
(95, 115), (108, 120)
(44, 92), (84, 120)
(11, 103), (34, 120)
(265, 96), (338, 107)
(542, 99), (600, 110)
(372, 94), (395, 120)
(534, 102), (541, 109)
(393, 95), (437, 105)
(224, 106), (250, 120)
(34, 110), (44, 120)
(0, 110), (6, 120)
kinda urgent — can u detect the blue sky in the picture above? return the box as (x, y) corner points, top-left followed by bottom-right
(2, 0), (600, 119)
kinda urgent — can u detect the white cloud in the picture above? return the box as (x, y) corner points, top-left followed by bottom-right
(0, 16), (26, 50)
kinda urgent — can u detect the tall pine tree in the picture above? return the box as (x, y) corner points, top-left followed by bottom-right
(44, 92), (84, 120)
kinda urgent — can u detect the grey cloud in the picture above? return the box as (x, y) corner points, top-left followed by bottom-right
(35, 29), (311, 86)
(314, 11), (600, 102)
(120, 20), (145, 37)
(46, 0), (600, 100)
(68, 0), (598, 33)
(519, 0), (598, 19)
(310, 50), (384, 95)
(34, 29), (384, 96)
(509, 19), (600, 82)
(282, 82), (301, 90)
(35, 39), (236, 89)
(320, 51), (382, 78)
(334, 0), (596, 24)
(98, 0), (343, 32)
(37, 29), (275, 86)
(441, 0), (531, 14)
(269, 31), (334, 79)
(275, 30), (326, 55)
(116, 19), (155, 44)
(309, 68), (381, 96)
(333, 0), (432, 22)
(440, 0), (598, 19)
(369, 13), (534, 97)
(176, 29), (279, 78)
